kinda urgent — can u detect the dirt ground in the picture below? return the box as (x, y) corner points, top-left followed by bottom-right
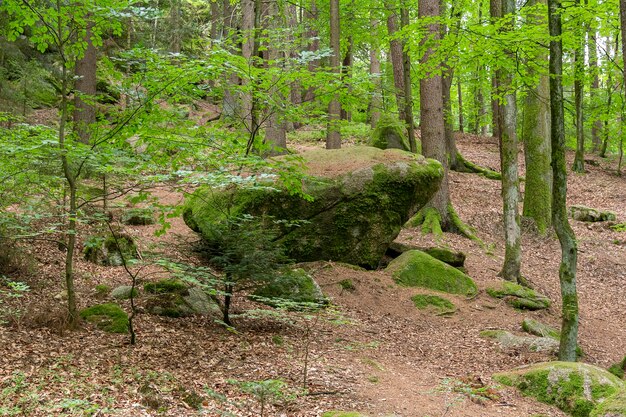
(1, 132), (625, 416)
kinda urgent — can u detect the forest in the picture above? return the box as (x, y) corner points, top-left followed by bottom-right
(0, 0), (625, 415)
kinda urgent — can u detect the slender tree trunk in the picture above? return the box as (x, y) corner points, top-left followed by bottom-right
(572, 0), (586, 173)
(588, 22), (602, 153)
(169, 0), (182, 53)
(490, 0), (502, 138)
(265, 0), (287, 154)
(419, 0), (452, 228)
(498, 0), (521, 282)
(522, 0), (552, 235)
(457, 78), (464, 133)
(600, 37), (614, 158)
(443, 73), (459, 167)
(222, 0), (239, 118)
(619, 0), (626, 175)
(73, 19), (97, 144)
(400, 5), (416, 152)
(327, 0), (342, 149)
(549, 0), (579, 362)
(241, 0), (256, 134)
(303, 0), (319, 103)
(385, 0), (407, 123)
(340, 34), (353, 121)
(369, 18), (382, 129)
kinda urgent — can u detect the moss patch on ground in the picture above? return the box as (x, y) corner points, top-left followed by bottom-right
(386, 250), (477, 296)
(494, 361), (625, 417)
(486, 282), (551, 310)
(609, 356), (626, 379)
(79, 303), (128, 333)
(411, 294), (455, 315)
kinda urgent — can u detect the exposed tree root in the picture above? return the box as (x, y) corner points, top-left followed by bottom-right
(454, 153), (502, 180)
(406, 204), (484, 247)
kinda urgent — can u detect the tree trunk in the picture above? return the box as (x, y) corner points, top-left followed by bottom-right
(303, 0), (320, 104)
(498, 0), (521, 282)
(73, 19), (97, 144)
(326, 0), (342, 149)
(400, 5), (416, 152)
(443, 73), (459, 167)
(385, 0), (407, 123)
(419, 0), (452, 229)
(265, 0), (287, 154)
(490, 0), (502, 138)
(588, 21), (602, 153)
(241, 0), (256, 134)
(619, 0), (626, 175)
(340, 34), (353, 121)
(548, 0), (579, 362)
(369, 18), (382, 129)
(457, 78), (464, 133)
(572, 0), (586, 173)
(221, 0), (239, 119)
(522, 0), (552, 235)
(169, 0), (182, 53)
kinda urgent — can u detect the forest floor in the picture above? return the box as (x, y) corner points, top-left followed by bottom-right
(1, 132), (625, 417)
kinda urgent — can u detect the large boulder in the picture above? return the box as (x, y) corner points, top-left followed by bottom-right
(252, 268), (327, 309)
(486, 282), (551, 310)
(494, 362), (625, 417)
(569, 205), (617, 222)
(183, 147), (442, 269)
(144, 279), (215, 317)
(386, 250), (477, 296)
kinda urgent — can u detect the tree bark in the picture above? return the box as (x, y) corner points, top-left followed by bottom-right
(385, 0), (407, 123)
(73, 19), (97, 144)
(619, 0), (626, 175)
(400, 5), (416, 152)
(549, 0), (579, 362)
(588, 18), (602, 153)
(303, 0), (320, 104)
(522, 0), (552, 235)
(326, 0), (342, 149)
(457, 78), (464, 133)
(572, 0), (586, 172)
(419, 0), (451, 228)
(369, 17), (382, 129)
(498, 0), (521, 282)
(490, 0), (502, 138)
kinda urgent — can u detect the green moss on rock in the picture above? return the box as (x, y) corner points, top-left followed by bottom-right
(83, 234), (138, 266)
(144, 278), (187, 294)
(386, 242), (465, 267)
(522, 318), (584, 357)
(183, 147), (443, 269)
(590, 389), (626, 416)
(608, 357), (626, 379)
(253, 268), (327, 309)
(569, 205), (617, 223)
(411, 294), (455, 314)
(80, 303), (128, 333)
(386, 250), (477, 296)
(486, 282), (551, 310)
(480, 329), (558, 353)
(494, 362), (625, 417)
(369, 114), (410, 151)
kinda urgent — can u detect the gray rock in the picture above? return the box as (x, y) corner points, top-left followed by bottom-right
(110, 285), (138, 300)
(183, 147), (443, 269)
(569, 205), (617, 222)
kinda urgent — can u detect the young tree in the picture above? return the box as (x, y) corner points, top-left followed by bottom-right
(571, 0), (586, 173)
(498, 0), (521, 282)
(548, 0), (579, 362)
(327, 0), (342, 149)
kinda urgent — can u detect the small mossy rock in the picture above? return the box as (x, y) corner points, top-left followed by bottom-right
(590, 390), (626, 416)
(83, 234), (138, 267)
(144, 279), (214, 317)
(480, 329), (558, 353)
(486, 282), (551, 310)
(386, 250), (477, 296)
(522, 318), (584, 357)
(369, 115), (410, 151)
(183, 147), (443, 269)
(494, 362), (625, 417)
(608, 357), (626, 380)
(569, 205), (617, 223)
(110, 285), (138, 300)
(79, 303), (128, 333)
(386, 242), (466, 267)
(411, 294), (455, 315)
(122, 208), (155, 226)
(253, 268), (327, 309)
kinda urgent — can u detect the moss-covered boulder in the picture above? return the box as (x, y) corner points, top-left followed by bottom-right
(386, 250), (477, 296)
(83, 234), (138, 267)
(411, 294), (456, 315)
(522, 318), (584, 357)
(110, 285), (138, 300)
(183, 147), (442, 269)
(369, 115), (410, 151)
(80, 303), (128, 333)
(387, 241), (466, 267)
(494, 362), (625, 417)
(122, 208), (155, 226)
(569, 205), (617, 223)
(144, 279), (214, 317)
(486, 282), (551, 310)
(590, 390), (626, 416)
(253, 268), (327, 309)
(480, 329), (558, 353)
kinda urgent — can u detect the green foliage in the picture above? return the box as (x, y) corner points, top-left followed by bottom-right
(79, 303), (128, 333)
(610, 223), (626, 232)
(608, 357), (626, 380)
